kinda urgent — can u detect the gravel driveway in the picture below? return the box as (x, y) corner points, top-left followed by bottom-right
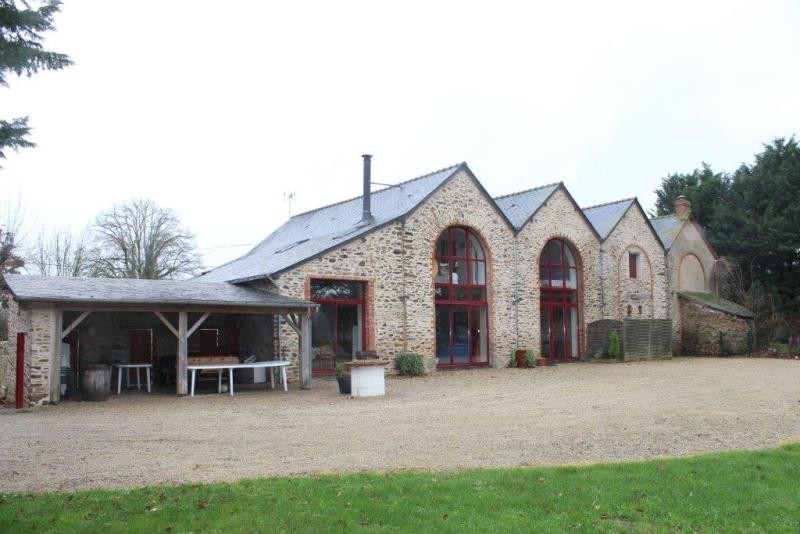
(2, 357), (799, 493)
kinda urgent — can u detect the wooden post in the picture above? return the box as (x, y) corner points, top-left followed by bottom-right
(299, 311), (312, 390)
(15, 332), (25, 409)
(51, 309), (63, 403)
(177, 310), (188, 396)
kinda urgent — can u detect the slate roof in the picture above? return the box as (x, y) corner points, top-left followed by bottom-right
(649, 214), (683, 250)
(4, 274), (316, 309)
(582, 198), (636, 240)
(198, 164), (464, 283)
(678, 291), (754, 319)
(493, 183), (561, 230)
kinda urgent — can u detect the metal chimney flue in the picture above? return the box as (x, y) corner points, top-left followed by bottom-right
(361, 154), (373, 224)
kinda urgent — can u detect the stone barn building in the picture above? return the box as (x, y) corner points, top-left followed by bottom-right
(649, 196), (754, 354)
(1, 158), (753, 407)
(198, 157), (673, 374)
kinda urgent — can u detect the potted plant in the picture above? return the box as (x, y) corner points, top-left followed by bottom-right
(524, 349), (537, 368)
(514, 349), (527, 368)
(335, 363), (351, 394)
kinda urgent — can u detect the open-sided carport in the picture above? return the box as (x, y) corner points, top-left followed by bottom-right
(2, 274), (317, 407)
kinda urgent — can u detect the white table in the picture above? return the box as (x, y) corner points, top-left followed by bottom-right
(187, 360), (291, 397)
(112, 363), (152, 394)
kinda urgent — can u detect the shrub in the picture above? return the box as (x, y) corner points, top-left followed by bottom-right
(524, 349), (536, 368)
(335, 363), (348, 376)
(395, 352), (425, 376)
(608, 330), (621, 359)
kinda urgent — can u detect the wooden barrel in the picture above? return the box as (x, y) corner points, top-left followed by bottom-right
(81, 364), (110, 402)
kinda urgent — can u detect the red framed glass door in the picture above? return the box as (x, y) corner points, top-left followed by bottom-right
(311, 280), (364, 375)
(434, 226), (489, 367)
(539, 239), (580, 360)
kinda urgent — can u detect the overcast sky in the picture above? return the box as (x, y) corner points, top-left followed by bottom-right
(2, 0), (799, 269)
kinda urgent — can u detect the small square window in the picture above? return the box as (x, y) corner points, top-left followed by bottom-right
(628, 253), (639, 279)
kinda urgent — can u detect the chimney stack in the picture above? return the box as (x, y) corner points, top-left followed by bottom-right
(674, 195), (692, 220)
(361, 154), (373, 224)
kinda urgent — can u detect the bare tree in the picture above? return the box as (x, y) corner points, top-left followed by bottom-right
(29, 228), (89, 276)
(714, 257), (784, 348)
(0, 192), (27, 277)
(88, 198), (202, 279)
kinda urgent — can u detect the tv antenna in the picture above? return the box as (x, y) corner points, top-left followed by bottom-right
(284, 192), (296, 216)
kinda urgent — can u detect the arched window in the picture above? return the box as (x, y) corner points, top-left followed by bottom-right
(434, 226), (489, 367)
(539, 238), (580, 360)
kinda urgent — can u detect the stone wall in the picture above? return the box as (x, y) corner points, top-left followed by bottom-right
(270, 169), (518, 373)
(516, 188), (601, 357)
(667, 219), (718, 351)
(599, 205), (669, 322)
(268, 173), (672, 372)
(0, 297), (33, 405)
(679, 297), (753, 355)
(28, 306), (56, 405)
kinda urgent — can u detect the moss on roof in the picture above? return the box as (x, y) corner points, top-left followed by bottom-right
(678, 291), (754, 319)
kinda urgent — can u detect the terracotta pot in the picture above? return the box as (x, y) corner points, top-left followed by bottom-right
(515, 350), (527, 368)
(536, 358), (549, 367)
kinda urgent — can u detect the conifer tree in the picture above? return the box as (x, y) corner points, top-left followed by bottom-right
(0, 0), (71, 162)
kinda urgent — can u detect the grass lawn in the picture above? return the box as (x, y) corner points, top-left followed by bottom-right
(2, 444), (799, 533)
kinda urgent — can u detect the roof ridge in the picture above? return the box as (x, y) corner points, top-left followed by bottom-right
(288, 162), (464, 219)
(493, 181), (561, 201)
(582, 197), (636, 211)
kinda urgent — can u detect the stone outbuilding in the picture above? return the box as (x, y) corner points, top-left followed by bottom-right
(1, 275), (316, 407)
(649, 196), (753, 353)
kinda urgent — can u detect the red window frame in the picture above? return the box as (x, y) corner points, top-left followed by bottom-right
(434, 226), (489, 368)
(629, 252), (638, 279)
(310, 280), (366, 376)
(539, 238), (580, 360)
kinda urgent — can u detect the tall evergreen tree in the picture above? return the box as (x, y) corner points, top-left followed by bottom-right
(653, 163), (730, 230)
(711, 137), (800, 312)
(0, 0), (71, 162)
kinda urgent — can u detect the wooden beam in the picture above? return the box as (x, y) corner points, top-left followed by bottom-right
(177, 311), (188, 396)
(299, 311), (312, 390)
(283, 313), (301, 335)
(154, 311), (179, 338)
(61, 310), (91, 339)
(186, 312), (211, 338)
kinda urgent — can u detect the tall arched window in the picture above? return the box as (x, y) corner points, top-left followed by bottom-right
(539, 238), (580, 360)
(434, 226), (489, 367)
